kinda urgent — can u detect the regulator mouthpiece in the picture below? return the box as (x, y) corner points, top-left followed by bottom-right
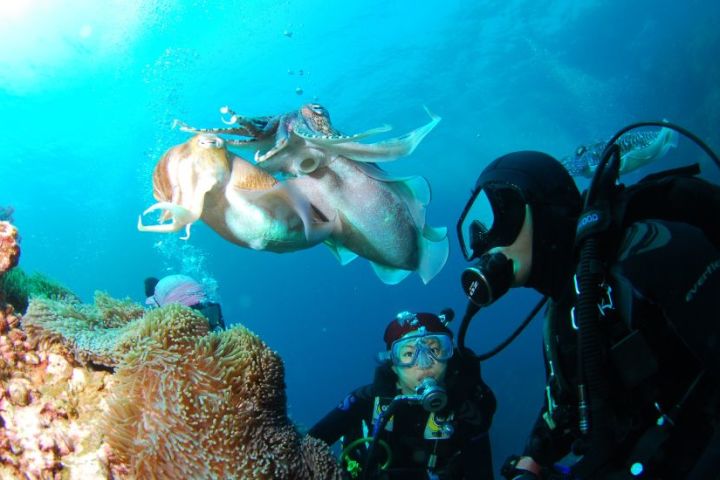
(416, 377), (448, 412)
(461, 252), (514, 306)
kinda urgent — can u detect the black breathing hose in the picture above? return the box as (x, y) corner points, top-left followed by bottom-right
(458, 297), (548, 362)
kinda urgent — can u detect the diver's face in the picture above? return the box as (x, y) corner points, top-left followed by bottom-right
(487, 204), (533, 286)
(393, 359), (447, 395)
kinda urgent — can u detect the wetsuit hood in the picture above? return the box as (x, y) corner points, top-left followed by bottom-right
(473, 151), (582, 299)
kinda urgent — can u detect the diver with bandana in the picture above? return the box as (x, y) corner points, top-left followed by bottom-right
(309, 310), (496, 479)
(456, 148), (720, 479)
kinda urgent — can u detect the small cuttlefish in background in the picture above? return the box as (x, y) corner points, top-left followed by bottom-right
(561, 126), (679, 178)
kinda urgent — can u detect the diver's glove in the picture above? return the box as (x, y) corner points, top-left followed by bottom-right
(501, 455), (542, 480)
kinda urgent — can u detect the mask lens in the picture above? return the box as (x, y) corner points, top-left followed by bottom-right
(459, 185), (526, 260)
(391, 334), (453, 367)
(459, 189), (495, 260)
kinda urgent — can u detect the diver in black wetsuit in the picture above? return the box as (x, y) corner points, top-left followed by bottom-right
(456, 151), (720, 479)
(309, 310), (496, 479)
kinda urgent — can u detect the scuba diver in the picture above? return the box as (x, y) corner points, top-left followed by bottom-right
(456, 124), (720, 479)
(309, 310), (496, 479)
(144, 274), (225, 331)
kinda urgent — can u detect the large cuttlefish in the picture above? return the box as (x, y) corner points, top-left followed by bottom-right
(176, 103), (448, 284)
(137, 134), (334, 252)
(561, 126), (679, 178)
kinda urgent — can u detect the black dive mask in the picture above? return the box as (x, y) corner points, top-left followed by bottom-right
(460, 252), (515, 306)
(457, 183), (527, 261)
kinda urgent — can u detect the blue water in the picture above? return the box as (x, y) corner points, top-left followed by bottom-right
(1, 0), (718, 473)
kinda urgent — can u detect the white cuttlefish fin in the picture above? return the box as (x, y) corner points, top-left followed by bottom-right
(417, 225), (449, 284)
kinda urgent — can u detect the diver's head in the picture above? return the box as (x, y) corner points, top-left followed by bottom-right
(457, 151), (582, 301)
(144, 277), (160, 298)
(379, 311), (454, 395)
(146, 274), (207, 308)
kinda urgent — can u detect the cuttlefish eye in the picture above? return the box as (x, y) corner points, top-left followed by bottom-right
(309, 104), (326, 115)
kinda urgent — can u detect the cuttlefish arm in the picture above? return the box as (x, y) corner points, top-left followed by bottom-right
(172, 109), (281, 146)
(299, 107), (440, 163)
(293, 124), (392, 144)
(137, 173), (218, 240)
(137, 202), (195, 239)
(254, 117), (292, 163)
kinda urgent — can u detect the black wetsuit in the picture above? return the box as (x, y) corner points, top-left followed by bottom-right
(191, 301), (225, 330)
(310, 351), (497, 479)
(524, 220), (720, 479)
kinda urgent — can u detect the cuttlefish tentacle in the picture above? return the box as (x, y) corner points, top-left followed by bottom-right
(137, 202), (196, 239)
(173, 119), (256, 142)
(220, 106), (279, 138)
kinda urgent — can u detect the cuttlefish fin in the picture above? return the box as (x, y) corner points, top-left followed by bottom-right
(370, 262), (412, 285)
(137, 202), (200, 240)
(417, 225), (449, 284)
(324, 238), (360, 266)
(620, 126), (679, 175)
(305, 107), (441, 163)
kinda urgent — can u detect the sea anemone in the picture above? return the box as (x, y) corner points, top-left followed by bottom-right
(102, 304), (340, 479)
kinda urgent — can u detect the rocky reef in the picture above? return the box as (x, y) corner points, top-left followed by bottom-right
(0, 220), (341, 479)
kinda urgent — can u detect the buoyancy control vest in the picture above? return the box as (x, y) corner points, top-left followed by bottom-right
(568, 121), (720, 478)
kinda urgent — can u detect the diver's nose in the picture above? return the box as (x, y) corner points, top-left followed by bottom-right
(416, 354), (434, 369)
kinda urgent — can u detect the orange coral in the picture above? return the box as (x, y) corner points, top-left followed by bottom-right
(0, 221), (20, 276)
(102, 304), (341, 479)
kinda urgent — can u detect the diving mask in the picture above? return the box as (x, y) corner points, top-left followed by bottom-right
(457, 183), (527, 261)
(380, 328), (454, 368)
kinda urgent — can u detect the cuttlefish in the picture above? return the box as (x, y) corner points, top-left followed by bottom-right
(176, 104), (448, 284)
(137, 134), (334, 252)
(561, 126), (679, 178)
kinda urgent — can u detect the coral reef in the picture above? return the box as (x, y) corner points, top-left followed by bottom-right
(103, 304), (340, 478)
(0, 221), (20, 276)
(1, 294), (342, 479)
(1, 302), (118, 479)
(23, 293), (145, 368)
